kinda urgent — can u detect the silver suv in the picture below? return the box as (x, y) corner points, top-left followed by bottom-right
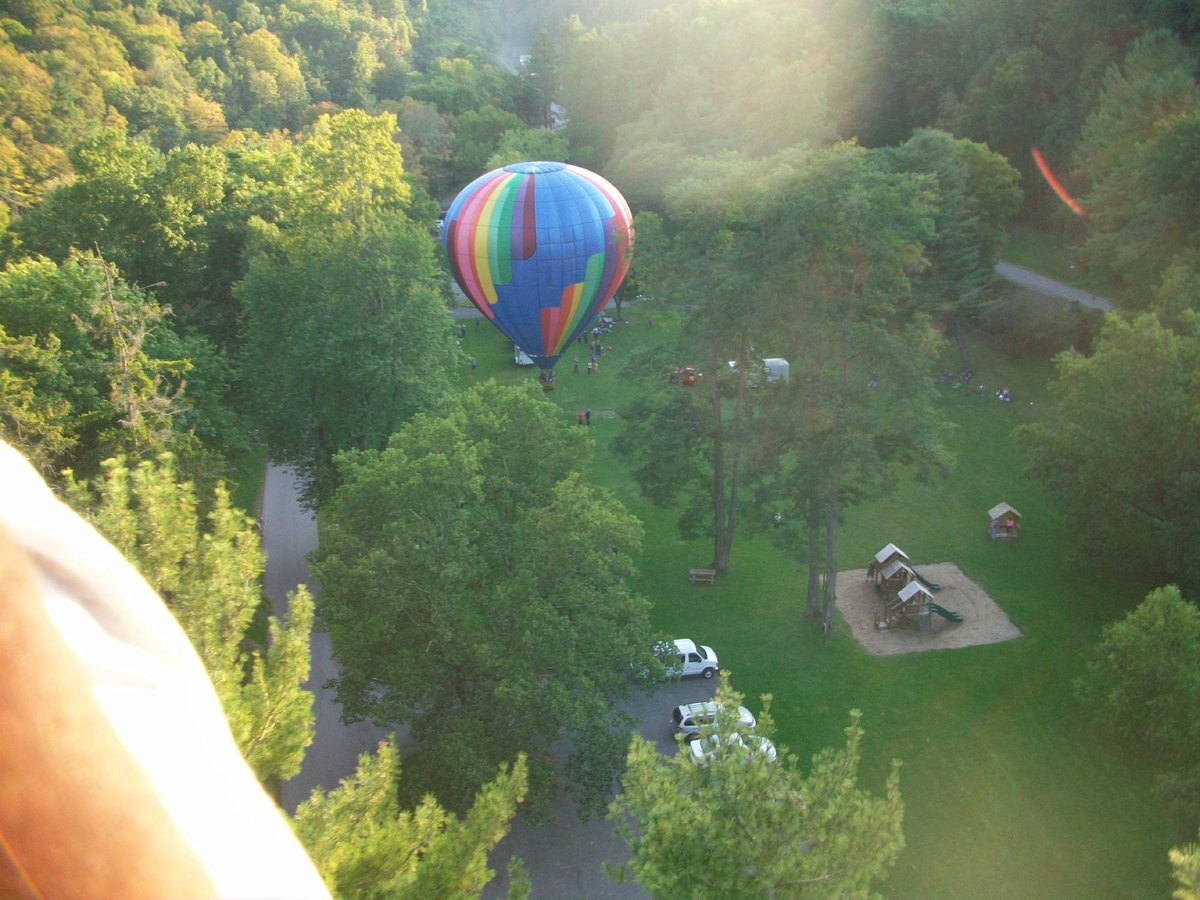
(670, 701), (756, 738)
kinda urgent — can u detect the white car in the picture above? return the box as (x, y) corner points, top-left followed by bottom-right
(687, 732), (778, 764)
(513, 344), (535, 366)
(667, 638), (719, 679)
(671, 701), (756, 738)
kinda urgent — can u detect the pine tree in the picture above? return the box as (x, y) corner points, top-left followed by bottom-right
(67, 454), (315, 783)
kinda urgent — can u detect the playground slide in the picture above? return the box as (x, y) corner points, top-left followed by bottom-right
(911, 568), (942, 591)
(928, 603), (962, 623)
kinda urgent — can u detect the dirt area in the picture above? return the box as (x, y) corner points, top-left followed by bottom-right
(835, 562), (1021, 656)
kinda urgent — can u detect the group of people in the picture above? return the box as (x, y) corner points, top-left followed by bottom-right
(576, 409), (593, 426)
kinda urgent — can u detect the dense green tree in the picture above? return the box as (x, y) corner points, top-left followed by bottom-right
(887, 129), (1023, 370)
(227, 29), (310, 131)
(291, 110), (414, 226)
(0, 35), (73, 212)
(0, 323), (73, 474)
(559, 0), (845, 178)
(236, 214), (452, 499)
(295, 740), (528, 899)
(515, 28), (561, 127)
(614, 154), (790, 573)
(450, 104), (525, 182)
(485, 126), (567, 168)
(752, 144), (949, 626)
(66, 453), (315, 784)
(1173, 832), (1200, 900)
(1021, 313), (1200, 591)
(407, 54), (518, 118)
(392, 95), (452, 196)
(1152, 254), (1200, 329)
(15, 130), (227, 319)
(1074, 31), (1200, 294)
(236, 214), (451, 504)
(236, 110), (451, 498)
(609, 683), (904, 897)
(312, 382), (656, 816)
(0, 254), (233, 478)
(407, 1), (492, 68)
(1076, 585), (1200, 818)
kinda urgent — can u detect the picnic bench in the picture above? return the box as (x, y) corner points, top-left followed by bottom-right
(688, 568), (717, 585)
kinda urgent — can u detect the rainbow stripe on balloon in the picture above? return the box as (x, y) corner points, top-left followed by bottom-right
(443, 161), (634, 368)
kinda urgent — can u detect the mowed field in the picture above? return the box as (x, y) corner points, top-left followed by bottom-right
(453, 301), (1187, 899)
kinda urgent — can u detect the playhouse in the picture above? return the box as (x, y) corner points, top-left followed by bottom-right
(878, 558), (916, 593)
(869, 543), (910, 584)
(868, 542), (961, 631)
(874, 580), (963, 631)
(988, 502), (1022, 540)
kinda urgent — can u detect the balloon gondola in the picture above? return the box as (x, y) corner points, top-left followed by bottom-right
(441, 162), (634, 371)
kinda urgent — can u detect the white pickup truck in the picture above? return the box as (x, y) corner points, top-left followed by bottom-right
(668, 638), (720, 679)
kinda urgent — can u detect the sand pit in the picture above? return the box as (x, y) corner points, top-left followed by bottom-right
(835, 562), (1021, 656)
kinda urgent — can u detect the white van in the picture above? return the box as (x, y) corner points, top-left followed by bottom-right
(761, 358), (789, 383)
(726, 357), (790, 385)
(513, 344), (535, 366)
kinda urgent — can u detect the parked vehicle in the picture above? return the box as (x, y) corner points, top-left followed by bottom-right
(667, 638), (719, 679)
(513, 344), (535, 366)
(669, 366), (701, 385)
(687, 732), (777, 764)
(671, 701), (756, 738)
(726, 357), (790, 385)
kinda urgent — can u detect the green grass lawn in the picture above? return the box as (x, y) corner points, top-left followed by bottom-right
(1002, 223), (1081, 283)
(454, 308), (1187, 897)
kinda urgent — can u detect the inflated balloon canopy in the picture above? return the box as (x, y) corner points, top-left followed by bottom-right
(442, 161), (634, 369)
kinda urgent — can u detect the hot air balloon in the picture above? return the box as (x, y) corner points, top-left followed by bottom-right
(442, 161), (634, 371)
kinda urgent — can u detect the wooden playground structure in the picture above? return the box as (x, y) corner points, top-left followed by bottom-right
(869, 543), (962, 631)
(988, 502), (1022, 540)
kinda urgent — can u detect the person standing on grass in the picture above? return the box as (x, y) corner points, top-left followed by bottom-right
(585, 409), (592, 426)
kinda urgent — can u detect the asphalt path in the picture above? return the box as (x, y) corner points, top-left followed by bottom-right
(993, 261), (1112, 312)
(260, 463), (396, 813)
(482, 676), (719, 899)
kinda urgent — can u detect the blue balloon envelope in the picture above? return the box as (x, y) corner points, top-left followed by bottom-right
(442, 161), (634, 369)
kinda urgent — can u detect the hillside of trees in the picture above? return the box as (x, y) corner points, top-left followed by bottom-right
(3, 0), (1200, 895)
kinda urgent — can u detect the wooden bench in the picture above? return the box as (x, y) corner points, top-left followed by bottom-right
(688, 568), (717, 585)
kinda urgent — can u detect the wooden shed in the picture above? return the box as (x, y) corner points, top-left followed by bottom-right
(988, 502), (1023, 540)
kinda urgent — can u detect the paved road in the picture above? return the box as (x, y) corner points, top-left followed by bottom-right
(483, 676), (719, 899)
(994, 261), (1112, 312)
(260, 463), (394, 813)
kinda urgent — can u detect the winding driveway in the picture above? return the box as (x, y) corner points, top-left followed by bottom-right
(994, 261), (1112, 312)
(260, 463), (394, 813)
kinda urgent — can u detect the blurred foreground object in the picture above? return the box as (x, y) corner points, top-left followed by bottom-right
(0, 439), (329, 899)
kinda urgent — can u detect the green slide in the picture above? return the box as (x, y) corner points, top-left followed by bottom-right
(928, 603), (963, 622)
